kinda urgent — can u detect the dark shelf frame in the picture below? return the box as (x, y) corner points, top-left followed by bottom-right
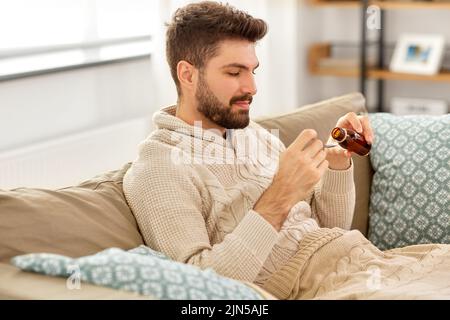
(360, 0), (385, 112)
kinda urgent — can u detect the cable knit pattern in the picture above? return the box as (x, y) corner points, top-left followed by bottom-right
(261, 228), (450, 299)
(123, 105), (355, 283)
(255, 202), (321, 284)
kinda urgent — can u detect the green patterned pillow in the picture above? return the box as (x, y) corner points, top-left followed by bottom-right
(11, 245), (263, 300)
(368, 113), (450, 250)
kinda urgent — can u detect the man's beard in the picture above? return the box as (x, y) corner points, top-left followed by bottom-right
(195, 74), (252, 129)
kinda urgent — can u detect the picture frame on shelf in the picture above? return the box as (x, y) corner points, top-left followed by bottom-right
(390, 97), (448, 116)
(389, 33), (445, 75)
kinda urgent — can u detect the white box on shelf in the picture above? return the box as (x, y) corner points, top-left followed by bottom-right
(390, 97), (448, 116)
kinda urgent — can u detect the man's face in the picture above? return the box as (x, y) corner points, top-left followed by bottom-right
(195, 39), (259, 129)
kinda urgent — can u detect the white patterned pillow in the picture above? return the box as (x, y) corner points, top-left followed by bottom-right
(11, 245), (263, 300)
(368, 113), (450, 250)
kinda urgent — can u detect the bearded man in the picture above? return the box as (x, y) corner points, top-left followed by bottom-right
(123, 1), (373, 285)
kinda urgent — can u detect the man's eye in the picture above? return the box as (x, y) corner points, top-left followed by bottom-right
(228, 72), (240, 76)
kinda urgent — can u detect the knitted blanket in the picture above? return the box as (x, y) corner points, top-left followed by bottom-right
(261, 228), (450, 299)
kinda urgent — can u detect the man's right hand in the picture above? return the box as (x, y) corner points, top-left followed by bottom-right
(253, 129), (329, 231)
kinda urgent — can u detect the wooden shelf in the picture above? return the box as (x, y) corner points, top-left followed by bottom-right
(312, 67), (450, 82)
(374, 1), (450, 9)
(308, 43), (450, 82)
(308, 0), (360, 8)
(369, 69), (450, 82)
(309, 0), (450, 9)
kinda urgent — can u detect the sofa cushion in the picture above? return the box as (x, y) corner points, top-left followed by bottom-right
(11, 245), (264, 300)
(0, 262), (151, 299)
(368, 113), (450, 250)
(255, 92), (372, 235)
(0, 163), (144, 263)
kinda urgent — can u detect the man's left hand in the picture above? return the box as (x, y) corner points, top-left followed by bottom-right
(325, 112), (374, 170)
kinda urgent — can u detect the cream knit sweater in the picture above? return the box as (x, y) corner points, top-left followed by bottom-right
(123, 105), (355, 283)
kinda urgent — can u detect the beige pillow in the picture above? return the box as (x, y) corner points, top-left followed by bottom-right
(0, 163), (144, 263)
(255, 92), (373, 236)
(255, 92), (367, 145)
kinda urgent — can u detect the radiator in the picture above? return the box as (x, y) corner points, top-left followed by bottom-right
(0, 117), (152, 190)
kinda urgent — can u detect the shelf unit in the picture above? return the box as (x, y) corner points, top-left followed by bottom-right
(308, 0), (450, 112)
(309, 43), (450, 81)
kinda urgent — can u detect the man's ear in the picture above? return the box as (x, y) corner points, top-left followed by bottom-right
(177, 60), (197, 93)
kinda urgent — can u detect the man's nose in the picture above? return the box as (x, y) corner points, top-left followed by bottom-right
(241, 74), (257, 96)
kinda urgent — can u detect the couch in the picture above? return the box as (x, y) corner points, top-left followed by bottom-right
(0, 92), (370, 299)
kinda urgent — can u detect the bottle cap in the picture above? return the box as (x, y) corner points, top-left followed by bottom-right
(331, 127), (347, 143)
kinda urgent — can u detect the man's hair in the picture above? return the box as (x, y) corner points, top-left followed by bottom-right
(166, 1), (267, 96)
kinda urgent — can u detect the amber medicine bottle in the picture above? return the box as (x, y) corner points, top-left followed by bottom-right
(331, 127), (371, 156)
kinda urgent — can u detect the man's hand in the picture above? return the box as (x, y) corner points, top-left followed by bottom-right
(253, 129), (328, 231)
(326, 112), (374, 170)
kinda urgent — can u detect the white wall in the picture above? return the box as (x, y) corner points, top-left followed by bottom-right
(0, 117), (151, 189)
(258, 0), (299, 117)
(0, 58), (155, 152)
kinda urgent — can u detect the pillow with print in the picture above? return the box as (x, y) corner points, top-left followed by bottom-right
(11, 245), (263, 300)
(368, 113), (449, 250)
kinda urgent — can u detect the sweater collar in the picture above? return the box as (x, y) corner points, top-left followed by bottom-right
(153, 105), (238, 148)
(151, 105), (279, 177)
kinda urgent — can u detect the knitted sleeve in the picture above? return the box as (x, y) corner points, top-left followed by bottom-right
(306, 162), (356, 230)
(123, 156), (278, 282)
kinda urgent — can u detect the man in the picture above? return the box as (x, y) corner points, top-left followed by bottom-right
(123, 1), (374, 284)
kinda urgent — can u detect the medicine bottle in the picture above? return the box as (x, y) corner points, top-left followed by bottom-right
(331, 127), (371, 156)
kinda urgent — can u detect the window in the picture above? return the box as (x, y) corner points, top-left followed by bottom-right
(0, 0), (156, 80)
